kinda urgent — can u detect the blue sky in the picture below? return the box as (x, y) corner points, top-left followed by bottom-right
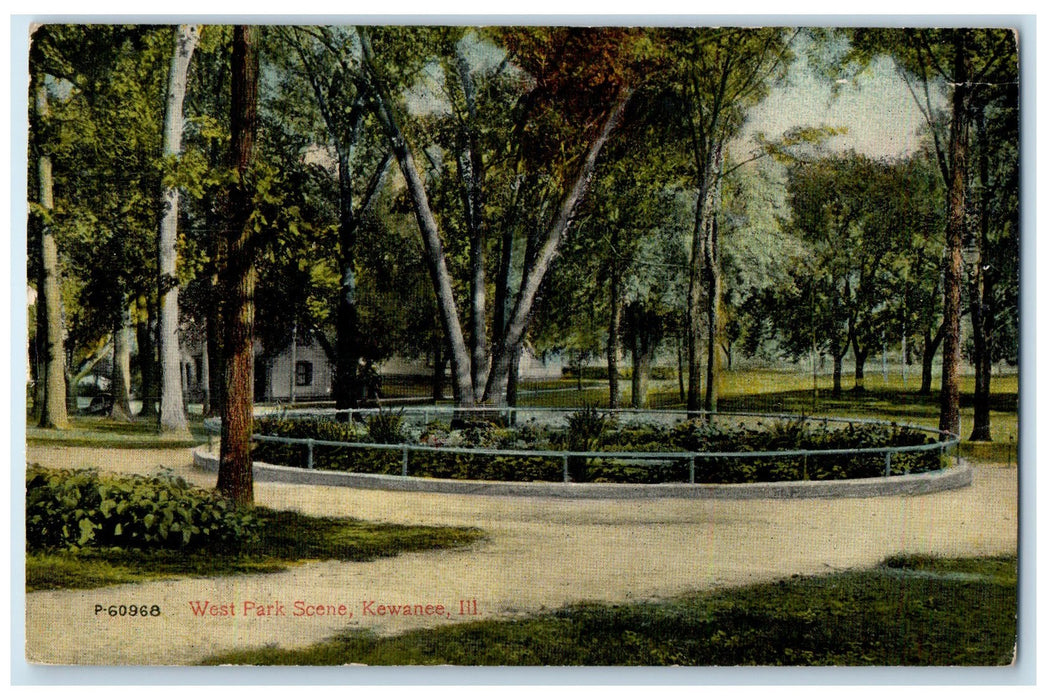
(740, 38), (946, 160)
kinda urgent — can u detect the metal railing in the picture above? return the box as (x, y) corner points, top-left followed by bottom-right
(203, 407), (961, 485)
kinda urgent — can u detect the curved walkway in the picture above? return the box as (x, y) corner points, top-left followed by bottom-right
(24, 445), (1017, 666)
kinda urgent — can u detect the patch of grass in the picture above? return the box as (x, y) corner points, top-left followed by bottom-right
(27, 507), (483, 592)
(203, 554), (1017, 667)
(517, 368), (1019, 465)
(26, 415), (210, 448)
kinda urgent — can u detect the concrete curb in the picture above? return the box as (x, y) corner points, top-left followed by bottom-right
(192, 445), (973, 500)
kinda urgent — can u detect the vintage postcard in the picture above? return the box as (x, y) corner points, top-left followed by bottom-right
(20, 20), (1022, 675)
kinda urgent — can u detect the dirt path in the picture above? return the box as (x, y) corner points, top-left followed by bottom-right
(24, 445), (1017, 666)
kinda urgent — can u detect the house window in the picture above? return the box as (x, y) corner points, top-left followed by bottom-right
(295, 361), (313, 387)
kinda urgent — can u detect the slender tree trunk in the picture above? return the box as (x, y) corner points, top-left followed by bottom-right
(431, 334), (446, 402)
(832, 352), (844, 397)
(676, 330), (686, 402)
(216, 25), (259, 506)
(334, 243), (362, 410)
(204, 277), (224, 417)
(32, 299), (44, 421)
(606, 230), (622, 409)
(201, 328), (211, 415)
(135, 294), (157, 417)
(506, 346), (522, 408)
(109, 299), (134, 421)
(970, 105), (993, 442)
(492, 169), (524, 361)
(630, 334), (652, 409)
(703, 179), (722, 414)
(938, 31), (970, 436)
(33, 78), (69, 429)
(919, 323), (944, 395)
(483, 88), (632, 405)
(332, 145), (377, 411)
(686, 196), (704, 415)
(157, 24), (200, 435)
(454, 47), (489, 398)
(853, 346), (869, 392)
(359, 29), (475, 407)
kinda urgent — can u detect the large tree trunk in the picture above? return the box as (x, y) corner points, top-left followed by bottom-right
(109, 299), (134, 421)
(33, 78), (69, 430)
(157, 24), (200, 435)
(216, 25), (259, 507)
(938, 32), (970, 437)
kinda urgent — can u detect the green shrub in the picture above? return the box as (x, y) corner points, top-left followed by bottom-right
(366, 409), (406, 444)
(250, 414), (943, 485)
(26, 465), (261, 553)
(564, 406), (618, 482)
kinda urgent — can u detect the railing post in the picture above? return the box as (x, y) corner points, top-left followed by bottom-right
(689, 456), (695, 484)
(402, 446), (409, 477)
(884, 451), (891, 478)
(307, 439), (314, 470)
(563, 454), (570, 483)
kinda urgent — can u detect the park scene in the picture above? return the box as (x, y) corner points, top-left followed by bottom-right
(24, 24), (1019, 667)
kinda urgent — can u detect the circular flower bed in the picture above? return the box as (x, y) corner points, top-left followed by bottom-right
(248, 408), (953, 485)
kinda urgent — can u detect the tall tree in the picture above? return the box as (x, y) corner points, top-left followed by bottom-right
(967, 50), (1019, 441)
(845, 28), (1018, 435)
(359, 27), (636, 407)
(659, 27), (796, 414)
(157, 24), (200, 434)
(272, 26), (390, 411)
(30, 74), (69, 429)
(216, 25), (260, 506)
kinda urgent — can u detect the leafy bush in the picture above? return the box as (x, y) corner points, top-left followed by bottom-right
(366, 409), (406, 444)
(251, 414), (944, 485)
(26, 465), (261, 553)
(564, 406), (618, 482)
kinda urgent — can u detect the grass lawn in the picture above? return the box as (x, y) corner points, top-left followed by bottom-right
(26, 414), (211, 448)
(516, 369), (1019, 464)
(203, 554), (1017, 666)
(26, 507), (482, 592)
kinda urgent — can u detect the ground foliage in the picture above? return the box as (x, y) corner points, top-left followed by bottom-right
(252, 410), (944, 483)
(25, 465), (482, 590)
(204, 554), (1017, 666)
(26, 464), (260, 552)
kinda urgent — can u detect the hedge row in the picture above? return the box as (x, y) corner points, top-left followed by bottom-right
(251, 414), (944, 484)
